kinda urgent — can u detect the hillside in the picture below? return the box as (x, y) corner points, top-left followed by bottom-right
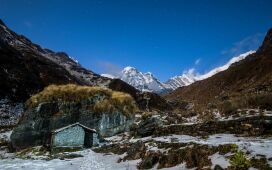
(0, 19), (111, 102)
(165, 28), (272, 114)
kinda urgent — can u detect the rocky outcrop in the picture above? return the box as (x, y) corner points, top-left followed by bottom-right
(132, 116), (163, 137)
(11, 97), (134, 150)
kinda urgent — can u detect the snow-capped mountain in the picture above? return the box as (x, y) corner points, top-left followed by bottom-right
(103, 51), (255, 94)
(164, 69), (197, 90)
(103, 66), (168, 93)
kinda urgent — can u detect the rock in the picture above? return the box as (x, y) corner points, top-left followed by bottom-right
(135, 116), (163, 137)
(214, 165), (224, 170)
(11, 98), (134, 150)
(138, 151), (160, 169)
(124, 141), (146, 160)
(59, 153), (84, 159)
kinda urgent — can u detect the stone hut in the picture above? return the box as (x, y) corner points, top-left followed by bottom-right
(51, 123), (99, 151)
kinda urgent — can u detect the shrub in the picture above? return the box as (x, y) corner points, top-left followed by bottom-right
(141, 111), (159, 120)
(218, 101), (238, 115)
(230, 144), (238, 152)
(200, 111), (215, 123)
(245, 93), (272, 110)
(26, 84), (138, 116)
(218, 93), (272, 114)
(141, 111), (153, 120)
(217, 144), (238, 155)
(230, 151), (251, 170)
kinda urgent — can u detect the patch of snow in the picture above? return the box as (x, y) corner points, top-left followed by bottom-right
(209, 152), (230, 169)
(129, 136), (152, 143)
(101, 74), (117, 79)
(68, 55), (78, 64)
(0, 130), (12, 142)
(0, 149), (141, 170)
(150, 134), (272, 164)
(184, 115), (200, 124)
(105, 135), (123, 143)
(264, 110), (272, 116)
(213, 110), (222, 119)
(159, 162), (191, 170)
(218, 114), (272, 122)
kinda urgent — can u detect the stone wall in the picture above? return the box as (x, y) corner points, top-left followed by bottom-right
(155, 115), (272, 137)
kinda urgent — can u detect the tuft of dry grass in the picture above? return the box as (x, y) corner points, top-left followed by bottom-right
(217, 93), (272, 115)
(26, 84), (138, 116)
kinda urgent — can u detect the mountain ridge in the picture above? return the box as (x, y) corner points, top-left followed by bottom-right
(164, 28), (272, 113)
(102, 51), (255, 94)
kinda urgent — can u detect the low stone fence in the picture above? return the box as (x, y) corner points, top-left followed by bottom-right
(155, 115), (272, 137)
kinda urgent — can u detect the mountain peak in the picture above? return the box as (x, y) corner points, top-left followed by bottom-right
(123, 66), (137, 72)
(144, 72), (153, 76)
(0, 19), (6, 27)
(258, 28), (272, 53)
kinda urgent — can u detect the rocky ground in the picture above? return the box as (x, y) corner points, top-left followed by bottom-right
(0, 98), (23, 127)
(94, 132), (272, 169)
(1, 122), (272, 170)
(1, 109), (272, 169)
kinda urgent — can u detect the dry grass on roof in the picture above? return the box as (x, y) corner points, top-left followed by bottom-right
(26, 84), (138, 116)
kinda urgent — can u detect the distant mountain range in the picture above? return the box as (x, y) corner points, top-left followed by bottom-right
(102, 50), (255, 94)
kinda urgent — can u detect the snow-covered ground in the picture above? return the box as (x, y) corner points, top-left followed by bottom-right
(0, 149), (192, 170)
(0, 149), (140, 170)
(152, 134), (272, 160)
(126, 133), (272, 167)
(0, 133), (271, 169)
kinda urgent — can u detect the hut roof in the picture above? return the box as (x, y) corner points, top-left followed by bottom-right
(52, 122), (97, 134)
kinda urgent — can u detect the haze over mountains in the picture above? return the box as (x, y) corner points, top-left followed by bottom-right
(102, 50), (255, 93)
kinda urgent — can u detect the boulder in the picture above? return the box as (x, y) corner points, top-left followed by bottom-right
(135, 116), (163, 137)
(11, 98), (134, 150)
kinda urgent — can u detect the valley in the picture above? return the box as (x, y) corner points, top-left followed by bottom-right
(0, 17), (272, 170)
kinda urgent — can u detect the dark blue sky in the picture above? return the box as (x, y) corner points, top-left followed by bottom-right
(1, 0), (272, 81)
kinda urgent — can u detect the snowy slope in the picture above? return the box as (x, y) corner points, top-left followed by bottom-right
(196, 50), (255, 80)
(103, 51), (255, 93)
(164, 69), (197, 90)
